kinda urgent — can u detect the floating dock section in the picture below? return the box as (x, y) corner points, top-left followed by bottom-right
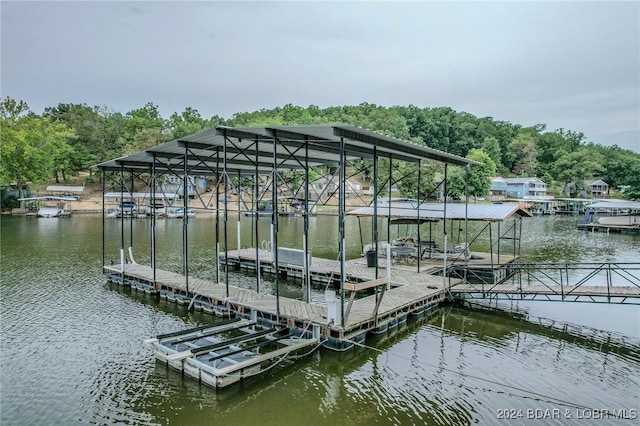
(146, 318), (317, 389)
(578, 200), (640, 234)
(577, 222), (640, 235)
(219, 247), (520, 286)
(105, 261), (450, 352)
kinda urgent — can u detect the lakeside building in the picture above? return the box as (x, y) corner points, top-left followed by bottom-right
(489, 177), (508, 198)
(504, 177), (547, 199)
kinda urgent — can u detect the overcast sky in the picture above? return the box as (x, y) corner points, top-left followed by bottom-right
(2, 1), (639, 152)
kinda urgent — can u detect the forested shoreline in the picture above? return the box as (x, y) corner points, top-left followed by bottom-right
(1, 97), (638, 203)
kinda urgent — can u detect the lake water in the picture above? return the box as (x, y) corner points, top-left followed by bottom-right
(1, 214), (639, 425)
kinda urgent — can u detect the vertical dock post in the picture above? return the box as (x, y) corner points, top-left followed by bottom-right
(386, 249), (391, 289)
(373, 146), (379, 280)
(313, 324), (321, 342)
(338, 136), (346, 327)
(272, 130), (280, 321)
(254, 140), (261, 293)
(183, 147), (189, 294)
(443, 163), (449, 291)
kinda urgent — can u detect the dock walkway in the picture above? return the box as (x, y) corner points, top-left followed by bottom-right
(578, 223), (640, 234)
(450, 262), (640, 304)
(104, 260), (450, 349)
(219, 248), (516, 285)
(452, 283), (640, 303)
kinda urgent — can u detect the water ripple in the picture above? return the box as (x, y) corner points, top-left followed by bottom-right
(2, 215), (638, 425)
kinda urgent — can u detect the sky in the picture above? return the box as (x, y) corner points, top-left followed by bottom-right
(2, 1), (639, 152)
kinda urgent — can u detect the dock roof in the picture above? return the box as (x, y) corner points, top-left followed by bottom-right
(347, 202), (532, 222)
(586, 200), (640, 210)
(46, 185), (84, 193)
(95, 125), (476, 175)
(104, 192), (178, 200)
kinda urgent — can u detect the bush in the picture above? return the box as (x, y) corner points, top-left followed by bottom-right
(1, 195), (19, 210)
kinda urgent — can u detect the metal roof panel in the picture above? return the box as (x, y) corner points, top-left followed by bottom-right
(347, 202), (532, 221)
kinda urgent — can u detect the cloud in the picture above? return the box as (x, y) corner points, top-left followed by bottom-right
(1, 1), (638, 151)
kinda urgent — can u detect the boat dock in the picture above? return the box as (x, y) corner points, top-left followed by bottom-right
(219, 247), (520, 286)
(577, 200), (640, 234)
(105, 258), (451, 350)
(95, 124), (636, 391)
(104, 248), (517, 388)
(577, 222), (640, 234)
(106, 260), (449, 388)
(146, 318), (317, 389)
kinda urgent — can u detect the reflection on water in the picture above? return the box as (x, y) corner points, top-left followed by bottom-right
(1, 215), (639, 425)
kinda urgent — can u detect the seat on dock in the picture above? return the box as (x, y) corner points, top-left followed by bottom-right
(343, 277), (389, 324)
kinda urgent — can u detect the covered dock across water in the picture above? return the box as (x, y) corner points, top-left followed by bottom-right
(578, 200), (640, 234)
(345, 201), (531, 287)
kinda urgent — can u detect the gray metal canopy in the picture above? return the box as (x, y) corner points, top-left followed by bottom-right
(585, 200), (640, 210)
(348, 202), (533, 222)
(94, 124), (476, 174)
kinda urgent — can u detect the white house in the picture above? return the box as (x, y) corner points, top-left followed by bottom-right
(504, 177), (547, 199)
(160, 175), (207, 198)
(309, 176), (360, 201)
(489, 177), (508, 197)
(584, 179), (609, 198)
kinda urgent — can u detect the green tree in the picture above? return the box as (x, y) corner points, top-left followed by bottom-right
(480, 136), (502, 172)
(445, 167), (466, 198)
(506, 130), (538, 176)
(551, 147), (604, 188)
(123, 102), (166, 153)
(167, 107), (224, 140)
(0, 98), (74, 206)
(466, 148), (496, 199)
(45, 103), (101, 168)
(596, 145), (640, 195)
(622, 162), (640, 200)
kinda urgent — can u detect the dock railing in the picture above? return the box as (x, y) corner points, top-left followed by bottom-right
(450, 262), (640, 304)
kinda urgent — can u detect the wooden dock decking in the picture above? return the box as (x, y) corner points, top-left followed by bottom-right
(218, 247), (517, 285)
(578, 223), (640, 234)
(104, 260), (451, 348)
(104, 247), (522, 346)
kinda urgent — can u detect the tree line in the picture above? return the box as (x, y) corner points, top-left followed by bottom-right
(1, 98), (638, 202)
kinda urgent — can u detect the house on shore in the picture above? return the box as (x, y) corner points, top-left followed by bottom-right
(564, 179), (609, 199)
(489, 177), (508, 199)
(584, 179), (609, 198)
(504, 177), (547, 199)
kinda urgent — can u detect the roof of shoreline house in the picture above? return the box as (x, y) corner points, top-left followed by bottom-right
(503, 177), (546, 184)
(94, 125), (478, 175)
(584, 179), (609, 186)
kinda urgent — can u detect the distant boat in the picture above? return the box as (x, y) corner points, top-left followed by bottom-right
(243, 211), (271, 217)
(180, 208), (196, 218)
(107, 202), (137, 219)
(597, 215), (640, 226)
(37, 206), (63, 218)
(166, 207), (195, 218)
(144, 203), (165, 217)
